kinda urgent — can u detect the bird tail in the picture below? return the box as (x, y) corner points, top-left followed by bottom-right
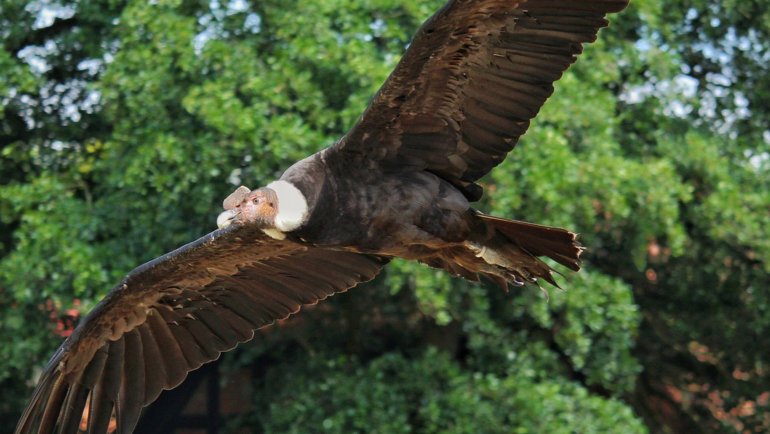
(480, 215), (583, 271)
(467, 214), (583, 290)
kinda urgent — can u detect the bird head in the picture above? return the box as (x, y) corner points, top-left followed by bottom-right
(216, 185), (278, 229)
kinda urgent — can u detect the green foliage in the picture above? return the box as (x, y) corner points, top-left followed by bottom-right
(246, 349), (645, 434)
(2, 0), (769, 432)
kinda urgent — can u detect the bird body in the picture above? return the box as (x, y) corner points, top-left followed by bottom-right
(282, 149), (474, 252)
(14, 1), (630, 433)
(224, 146), (574, 288)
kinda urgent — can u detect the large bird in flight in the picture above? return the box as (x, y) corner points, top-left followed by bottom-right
(16, 1), (629, 433)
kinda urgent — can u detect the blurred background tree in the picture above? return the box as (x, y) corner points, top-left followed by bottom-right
(1, 0), (768, 432)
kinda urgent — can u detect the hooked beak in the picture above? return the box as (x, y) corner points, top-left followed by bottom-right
(217, 208), (240, 229)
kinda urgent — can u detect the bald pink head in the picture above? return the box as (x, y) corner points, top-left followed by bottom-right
(217, 186), (278, 229)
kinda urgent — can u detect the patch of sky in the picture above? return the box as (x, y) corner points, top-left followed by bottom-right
(25, 0), (75, 29)
(193, 0), (261, 54)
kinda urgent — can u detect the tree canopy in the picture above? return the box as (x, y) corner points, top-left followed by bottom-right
(1, 0), (768, 432)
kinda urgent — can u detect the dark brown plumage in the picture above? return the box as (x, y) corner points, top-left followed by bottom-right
(15, 1), (629, 433)
(17, 225), (386, 434)
(339, 0), (628, 199)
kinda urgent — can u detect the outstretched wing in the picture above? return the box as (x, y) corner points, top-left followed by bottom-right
(334, 0), (628, 200)
(16, 225), (386, 434)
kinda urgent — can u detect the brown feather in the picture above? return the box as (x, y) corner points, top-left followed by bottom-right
(335, 0), (628, 198)
(180, 316), (226, 358)
(137, 325), (166, 404)
(88, 340), (123, 434)
(165, 320), (209, 369)
(480, 214), (583, 271)
(145, 312), (188, 389)
(35, 369), (68, 434)
(15, 225), (384, 434)
(116, 330), (144, 434)
(60, 348), (107, 434)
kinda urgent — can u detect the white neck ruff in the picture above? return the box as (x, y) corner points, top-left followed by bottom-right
(266, 180), (309, 232)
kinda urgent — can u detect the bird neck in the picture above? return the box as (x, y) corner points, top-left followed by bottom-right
(266, 180), (309, 232)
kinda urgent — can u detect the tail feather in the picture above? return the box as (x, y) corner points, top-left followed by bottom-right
(478, 215), (583, 271)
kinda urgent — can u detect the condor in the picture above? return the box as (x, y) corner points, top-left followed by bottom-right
(16, 1), (629, 433)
